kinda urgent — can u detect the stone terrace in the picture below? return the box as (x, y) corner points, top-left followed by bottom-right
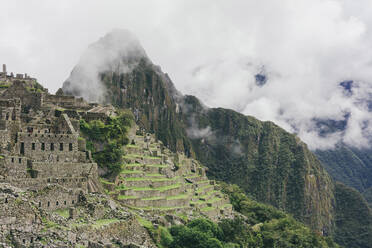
(103, 126), (233, 221)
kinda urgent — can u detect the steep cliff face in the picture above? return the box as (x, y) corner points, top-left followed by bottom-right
(181, 97), (335, 232)
(333, 182), (372, 247)
(62, 30), (341, 235)
(316, 145), (372, 200)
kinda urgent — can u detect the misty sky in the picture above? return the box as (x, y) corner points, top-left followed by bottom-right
(1, 0), (372, 149)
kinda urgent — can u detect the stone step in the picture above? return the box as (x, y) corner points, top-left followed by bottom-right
(119, 184), (185, 198)
(196, 180), (211, 187)
(195, 184), (215, 195)
(198, 190), (220, 201)
(123, 163), (169, 174)
(122, 195), (191, 208)
(124, 145), (142, 154)
(189, 200), (208, 209)
(120, 177), (181, 188)
(120, 171), (164, 179)
(184, 175), (206, 183)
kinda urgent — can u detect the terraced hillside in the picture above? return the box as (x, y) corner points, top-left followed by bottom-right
(103, 126), (233, 221)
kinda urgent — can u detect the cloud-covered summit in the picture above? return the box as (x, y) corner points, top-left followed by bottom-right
(2, 0), (372, 150)
(62, 29), (148, 102)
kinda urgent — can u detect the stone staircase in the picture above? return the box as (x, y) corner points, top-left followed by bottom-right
(103, 127), (233, 220)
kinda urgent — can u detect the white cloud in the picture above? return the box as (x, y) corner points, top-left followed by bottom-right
(0, 0), (372, 149)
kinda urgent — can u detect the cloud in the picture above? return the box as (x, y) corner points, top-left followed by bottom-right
(62, 29), (147, 102)
(1, 0), (372, 149)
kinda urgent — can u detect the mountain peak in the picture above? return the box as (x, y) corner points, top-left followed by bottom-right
(62, 29), (148, 102)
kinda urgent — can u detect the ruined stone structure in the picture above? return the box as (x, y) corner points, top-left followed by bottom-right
(0, 71), (108, 212)
(0, 64), (34, 81)
(104, 126), (233, 221)
(0, 66), (235, 247)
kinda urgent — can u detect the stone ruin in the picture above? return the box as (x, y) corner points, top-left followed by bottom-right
(0, 64), (34, 81)
(103, 125), (234, 221)
(0, 65), (235, 247)
(0, 72), (114, 212)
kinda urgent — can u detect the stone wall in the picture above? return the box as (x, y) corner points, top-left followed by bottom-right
(16, 132), (81, 162)
(32, 185), (80, 211)
(44, 94), (90, 110)
(31, 162), (96, 178)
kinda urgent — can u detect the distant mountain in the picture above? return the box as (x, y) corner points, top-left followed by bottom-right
(62, 30), (372, 247)
(312, 84), (372, 204)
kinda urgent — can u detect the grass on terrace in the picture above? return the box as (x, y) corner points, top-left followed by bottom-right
(92, 219), (120, 229)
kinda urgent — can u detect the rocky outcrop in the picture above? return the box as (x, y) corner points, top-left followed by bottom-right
(0, 183), (156, 247)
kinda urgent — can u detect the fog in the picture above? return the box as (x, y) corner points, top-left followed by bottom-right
(1, 0), (372, 149)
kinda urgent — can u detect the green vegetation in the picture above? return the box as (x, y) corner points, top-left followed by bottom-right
(99, 178), (115, 185)
(333, 182), (372, 247)
(315, 145), (372, 192)
(54, 208), (70, 218)
(98, 52), (372, 245)
(92, 219), (120, 229)
(159, 184), (339, 248)
(80, 110), (133, 175)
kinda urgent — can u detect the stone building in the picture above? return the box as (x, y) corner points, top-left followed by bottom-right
(0, 70), (110, 211)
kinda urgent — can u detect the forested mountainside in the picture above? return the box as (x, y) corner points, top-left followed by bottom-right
(316, 146), (372, 204)
(62, 29), (372, 247)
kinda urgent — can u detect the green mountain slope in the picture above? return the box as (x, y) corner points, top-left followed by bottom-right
(315, 146), (372, 202)
(62, 30), (372, 247)
(333, 182), (372, 247)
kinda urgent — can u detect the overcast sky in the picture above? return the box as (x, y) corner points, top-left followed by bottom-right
(1, 0), (372, 149)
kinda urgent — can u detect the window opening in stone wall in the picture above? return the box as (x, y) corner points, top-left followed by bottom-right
(11, 157), (14, 163)
(20, 142), (24, 155)
(72, 200), (75, 204)
(47, 201), (50, 207)
(60, 143), (63, 151)
(69, 143), (73, 151)
(32, 143), (35, 150)
(41, 143), (45, 151)
(5, 113), (9, 120)
(56, 201), (59, 206)
(19, 158), (21, 163)
(64, 200), (66, 205)
(50, 143), (54, 151)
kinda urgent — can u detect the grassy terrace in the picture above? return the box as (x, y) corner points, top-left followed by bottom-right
(196, 185), (214, 194)
(145, 173), (163, 177)
(118, 195), (138, 200)
(121, 169), (142, 174)
(92, 219), (120, 229)
(123, 154), (142, 159)
(124, 176), (179, 182)
(167, 194), (190, 200)
(142, 196), (164, 201)
(125, 183), (182, 192)
(207, 197), (222, 204)
(124, 163), (168, 168)
(184, 174), (199, 177)
(54, 208), (69, 218)
(206, 190), (218, 196)
(201, 207), (215, 212)
(99, 178), (114, 185)
(220, 203), (232, 209)
(190, 200), (206, 205)
(131, 206), (187, 211)
(126, 144), (139, 148)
